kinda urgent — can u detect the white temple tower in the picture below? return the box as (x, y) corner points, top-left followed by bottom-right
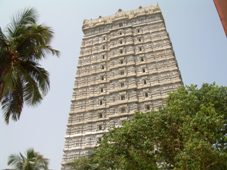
(62, 4), (182, 169)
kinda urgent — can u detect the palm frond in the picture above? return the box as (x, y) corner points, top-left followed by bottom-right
(18, 61), (47, 105)
(27, 148), (36, 159)
(17, 8), (37, 25)
(19, 152), (26, 162)
(0, 27), (8, 47)
(8, 154), (21, 165)
(13, 24), (59, 60)
(20, 61), (50, 95)
(7, 8), (38, 38)
(0, 27), (8, 100)
(2, 79), (23, 123)
(35, 25), (53, 44)
(8, 154), (24, 169)
(22, 75), (43, 106)
(1, 8), (59, 123)
(42, 45), (60, 57)
(27, 148), (49, 170)
(1, 62), (20, 96)
(8, 149), (49, 170)
(0, 27), (9, 70)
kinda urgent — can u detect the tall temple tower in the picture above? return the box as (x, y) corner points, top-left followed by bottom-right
(62, 4), (182, 169)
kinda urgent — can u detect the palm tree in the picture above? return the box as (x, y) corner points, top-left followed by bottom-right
(7, 148), (49, 170)
(0, 8), (59, 123)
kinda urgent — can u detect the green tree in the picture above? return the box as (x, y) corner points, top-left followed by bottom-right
(76, 83), (227, 170)
(71, 156), (97, 170)
(7, 148), (48, 170)
(0, 8), (59, 123)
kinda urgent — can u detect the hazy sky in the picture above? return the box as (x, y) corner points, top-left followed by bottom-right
(0, 0), (227, 169)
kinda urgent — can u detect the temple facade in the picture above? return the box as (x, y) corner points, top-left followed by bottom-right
(62, 4), (182, 169)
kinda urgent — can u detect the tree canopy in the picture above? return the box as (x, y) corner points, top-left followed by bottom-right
(0, 8), (59, 123)
(7, 148), (49, 170)
(72, 83), (227, 170)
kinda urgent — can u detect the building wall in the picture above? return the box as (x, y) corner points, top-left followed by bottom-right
(62, 4), (182, 169)
(214, 0), (227, 35)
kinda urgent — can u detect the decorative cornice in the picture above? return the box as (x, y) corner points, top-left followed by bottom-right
(82, 4), (161, 31)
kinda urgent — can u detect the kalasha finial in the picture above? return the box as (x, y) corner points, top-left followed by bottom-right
(156, 3), (160, 8)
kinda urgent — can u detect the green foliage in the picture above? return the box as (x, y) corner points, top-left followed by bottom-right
(72, 83), (227, 170)
(71, 156), (97, 170)
(0, 8), (59, 123)
(7, 148), (49, 170)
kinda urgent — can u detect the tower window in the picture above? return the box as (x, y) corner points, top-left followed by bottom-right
(120, 107), (126, 113)
(102, 55), (105, 59)
(143, 79), (147, 85)
(97, 137), (102, 142)
(139, 47), (142, 51)
(102, 45), (106, 50)
(120, 95), (125, 100)
(103, 37), (106, 40)
(100, 87), (104, 93)
(120, 40), (123, 44)
(120, 59), (124, 64)
(145, 105), (150, 110)
(137, 29), (140, 33)
(98, 125), (102, 130)
(98, 113), (103, 118)
(138, 38), (141, 42)
(120, 49), (123, 54)
(101, 65), (105, 69)
(101, 76), (104, 80)
(145, 92), (149, 98)
(99, 100), (103, 105)
(119, 23), (123, 27)
(142, 68), (146, 73)
(120, 70), (124, 75)
(120, 82), (125, 87)
(140, 57), (144, 62)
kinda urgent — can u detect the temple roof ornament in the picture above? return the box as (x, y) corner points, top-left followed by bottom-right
(82, 4), (160, 31)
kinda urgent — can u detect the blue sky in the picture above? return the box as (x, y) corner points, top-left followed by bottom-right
(0, 0), (226, 169)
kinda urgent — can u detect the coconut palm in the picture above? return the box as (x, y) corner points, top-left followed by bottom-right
(0, 8), (59, 123)
(8, 148), (49, 170)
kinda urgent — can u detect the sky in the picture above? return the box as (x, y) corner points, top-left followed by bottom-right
(0, 0), (227, 169)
